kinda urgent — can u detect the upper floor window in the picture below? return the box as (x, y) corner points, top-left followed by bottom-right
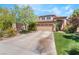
(39, 17), (41, 20)
(47, 16), (51, 20)
(41, 17), (45, 20)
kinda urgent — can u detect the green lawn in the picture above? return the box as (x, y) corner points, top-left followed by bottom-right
(54, 32), (79, 55)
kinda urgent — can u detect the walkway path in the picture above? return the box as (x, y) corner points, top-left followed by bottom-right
(0, 31), (57, 55)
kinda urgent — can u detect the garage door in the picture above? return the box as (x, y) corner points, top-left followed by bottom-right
(36, 21), (53, 31)
(37, 26), (53, 31)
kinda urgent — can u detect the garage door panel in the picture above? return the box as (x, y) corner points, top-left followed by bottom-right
(36, 21), (54, 31)
(37, 26), (53, 31)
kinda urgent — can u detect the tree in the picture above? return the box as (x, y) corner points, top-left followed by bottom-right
(0, 7), (15, 30)
(20, 5), (37, 31)
(0, 7), (16, 37)
(13, 5), (37, 31)
(68, 9), (79, 33)
(70, 9), (79, 27)
(13, 5), (21, 23)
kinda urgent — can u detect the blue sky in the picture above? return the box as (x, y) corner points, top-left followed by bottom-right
(0, 4), (79, 16)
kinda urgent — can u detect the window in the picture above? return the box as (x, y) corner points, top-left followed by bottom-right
(39, 17), (41, 20)
(42, 17), (45, 20)
(47, 16), (51, 20)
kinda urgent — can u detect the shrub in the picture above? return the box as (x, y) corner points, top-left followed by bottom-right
(4, 28), (16, 37)
(55, 20), (62, 31)
(0, 31), (3, 37)
(28, 22), (36, 31)
(64, 25), (77, 33)
(67, 48), (79, 55)
(65, 44), (79, 55)
(19, 30), (29, 34)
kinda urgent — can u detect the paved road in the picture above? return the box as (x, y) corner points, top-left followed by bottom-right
(0, 31), (57, 55)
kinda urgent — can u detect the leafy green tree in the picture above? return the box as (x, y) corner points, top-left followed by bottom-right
(0, 7), (15, 30)
(67, 8), (79, 33)
(13, 5), (21, 23)
(0, 7), (16, 37)
(20, 5), (37, 30)
(70, 9), (79, 27)
(13, 5), (37, 31)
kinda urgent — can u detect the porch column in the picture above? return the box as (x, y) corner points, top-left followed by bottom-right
(77, 27), (79, 33)
(53, 23), (56, 32)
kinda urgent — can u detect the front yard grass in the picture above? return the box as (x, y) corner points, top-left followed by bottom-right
(54, 32), (79, 55)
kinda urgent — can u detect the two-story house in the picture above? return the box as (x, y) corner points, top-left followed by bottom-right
(36, 15), (56, 31)
(36, 15), (67, 31)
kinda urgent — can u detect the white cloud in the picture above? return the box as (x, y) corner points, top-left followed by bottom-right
(17, 4), (28, 8)
(66, 9), (73, 15)
(32, 7), (61, 16)
(29, 5), (73, 16)
(69, 9), (73, 13)
(32, 8), (51, 12)
(51, 6), (73, 16)
(63, 5), (73, 16)
(51, 7), (61, 15)
(65, 5), (71, 10)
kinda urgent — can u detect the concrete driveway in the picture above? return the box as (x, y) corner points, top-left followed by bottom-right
(0, 31), (57, 55)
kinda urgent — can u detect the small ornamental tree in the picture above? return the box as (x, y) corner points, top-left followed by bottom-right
(69, 9), (79, 32)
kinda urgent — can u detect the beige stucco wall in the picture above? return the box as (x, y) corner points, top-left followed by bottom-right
(60, 19), (67, 30)
(77, 27), (79, 32)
